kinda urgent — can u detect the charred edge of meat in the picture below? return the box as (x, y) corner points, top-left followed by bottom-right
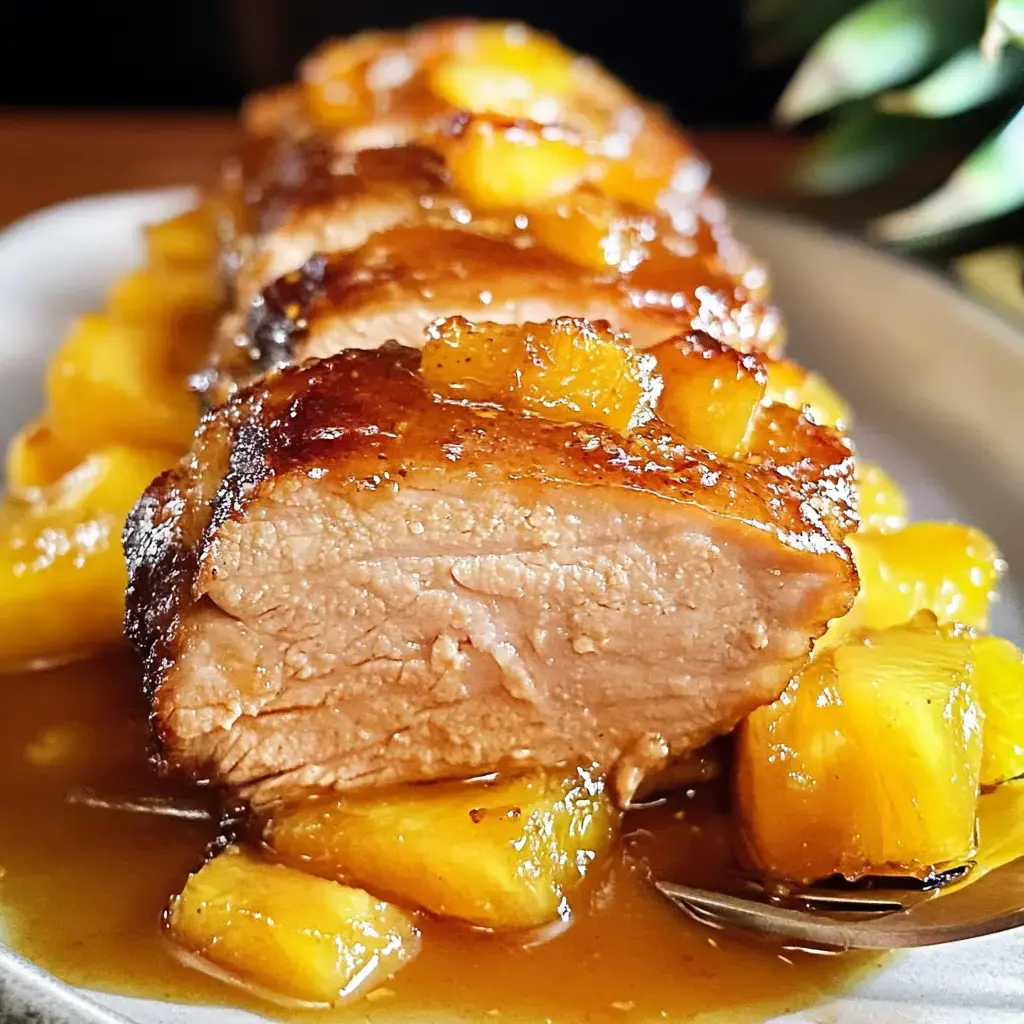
(246, 253), (330, 376)
(123, 401), (272, 703)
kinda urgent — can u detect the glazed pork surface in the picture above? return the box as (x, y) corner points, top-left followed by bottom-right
(125, 343), (856, 807)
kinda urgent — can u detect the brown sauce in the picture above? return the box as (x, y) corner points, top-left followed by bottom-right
(0, 653), (879, 1022)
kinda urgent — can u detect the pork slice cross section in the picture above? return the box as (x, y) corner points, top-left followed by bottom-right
(125, 343), (855, 806)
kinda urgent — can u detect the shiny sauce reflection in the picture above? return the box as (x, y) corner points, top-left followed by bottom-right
(0, 654), (878, 1022)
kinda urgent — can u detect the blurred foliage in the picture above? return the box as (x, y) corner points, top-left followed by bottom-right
(751, 0), (1024, 318)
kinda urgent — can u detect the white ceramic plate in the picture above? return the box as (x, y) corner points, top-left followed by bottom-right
(0, 190), (1022, 1024)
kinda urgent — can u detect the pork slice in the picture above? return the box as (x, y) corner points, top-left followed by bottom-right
(204, 226), (705, 400)
(126, 342), (856, 807)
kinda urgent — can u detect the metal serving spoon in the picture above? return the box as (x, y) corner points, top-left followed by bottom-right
(657, 857), (1024, 950)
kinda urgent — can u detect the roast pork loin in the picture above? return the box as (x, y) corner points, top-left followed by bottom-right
(125, 340), (856, 808)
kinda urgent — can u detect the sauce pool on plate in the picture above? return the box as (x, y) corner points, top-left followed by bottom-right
(0, 652), (879, 1022)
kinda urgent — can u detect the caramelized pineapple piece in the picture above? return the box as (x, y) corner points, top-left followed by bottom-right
(530, 188), (655, 273)
(422, 316), (658, 435)
(266, 768), (616, 929)
(106, 266), (220, 327)
(736, 615), (983, 883)
(824, 523), (1003, 644)
(973, 779), (1024, 880)
(430, 24), (575, 120)
(144, 207), (218, 268)
(5, 419), (83, 491)
(0, 446), (175, 668)
(594, 117), (692, 210)
(169, 846), (419, 1006)
(46, 313), (199, 453)
(443, 118), (590, 209)
(300, 34), (386, 128)
(972, 635), (1024, 788)
(856, 461), (910, 532)
(650, 334), (766, 457)
(763, 359), (851, 431)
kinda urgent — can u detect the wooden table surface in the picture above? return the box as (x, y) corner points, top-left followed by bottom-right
(0, 111), (805, 229)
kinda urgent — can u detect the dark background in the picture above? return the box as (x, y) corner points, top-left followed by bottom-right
(0, 1), (789, 126)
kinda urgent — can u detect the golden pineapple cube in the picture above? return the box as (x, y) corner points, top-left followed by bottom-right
(46, 313), (199, 454)
(266, 768), (616, 930)
(736, 615), (983, 883)
(168, 846), (419, 1006)
(5, 418), (84, 491)
(300, 35), (384, 128)
(106, 266), (220, 326)
(763, 358), (851, 431)
(0, 445), (175, 668)
(973, 779), (1024, 880)
(430, 24), (575, 120)
(593, 117), (690, 211)
(443, 118), (590, 209)
(144, 207), (218, 268)
(856, 461), (910, 533)
(824, 523), (1003, 644)
(422, 316), (658, 436)
(530, 188), (655, 273)
(650, 334), (766, 457)
(972, 635), (1024, 788)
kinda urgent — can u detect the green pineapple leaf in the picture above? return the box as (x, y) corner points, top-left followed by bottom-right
(792, 103), (949, 194)
(878, 44), (1024, 117)
(774, 0), (985, 124)
(982, 0), (1024, 57)
(872, 105), (1024, 239)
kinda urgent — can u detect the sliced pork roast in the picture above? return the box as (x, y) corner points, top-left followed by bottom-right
(126, 339), (856, 808)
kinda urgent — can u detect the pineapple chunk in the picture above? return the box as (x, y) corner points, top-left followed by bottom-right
(0, 446), (175, 668)
(168, 846), (419, 1006)
(972, 635), (1024, 788)
(107, 266), (220, 327)
(443, 118), (590, 209)
(973, 779), (1024, 880)
(530, 188), (655, 273)
(430, 24), (575, 120)
(421, 316), (659, 435)
(5, 419), (83, 491)
(593, 116), (691, 210)
(856, 461), (909, 533)
(650, 334), (766, 457)
(736, 615), (983, 883)
(300, 34), (385, 128)
(763, 359), (851, 431)
(824, 523), (1003, 644)
(266, 768), (616, 929)
(144, 207), (218, 268)
(46, 313), (199, 454)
